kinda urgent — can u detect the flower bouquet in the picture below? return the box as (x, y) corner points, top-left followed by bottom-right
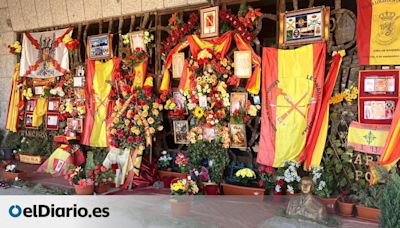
(170, 177), (199, 216)
(94, 165), (115, 193)
(65, 166), (95, 195)
(175, 152), (189, 173)
(221, 168), (265, 197)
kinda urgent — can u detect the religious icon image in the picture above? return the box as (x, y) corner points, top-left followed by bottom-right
(230, 124), (247, 148)
(230, 92), (248, 115)
(174, 120), (189, 144)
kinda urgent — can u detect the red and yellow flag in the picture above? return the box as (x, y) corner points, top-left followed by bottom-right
(187, 31), (233, 59)
(6, 64), (22, 132)
(257, 43), (343, 168)
(357, 0), (400, 65)
(378, 103), (400, 168)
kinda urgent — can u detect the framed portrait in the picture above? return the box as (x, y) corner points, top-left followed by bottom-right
(200, 6), (219, 38)
(25, 99), (37, 112)
(87, 34), (113, 60)
(46, 114), (59, 130)
(202, 126), (216, 142)
(24, 112), (37, 129)
(229, 124), (247, 149)
(359, 70), (399, 97)
(173, 91), (187, 112)
(74, 88), (86, 99)
(230, 92), (248, 114)
(359, 98), (397, 125)
(279, 6), (330, 47)
(67, 118), (83, 133)
(47, 98), (61, 113)
(173, 120), (189, 144)
(34, 86), (44, 96)
(172, 53), (185, 79)
(234, 51), (252, 78)
(199, 95), (208, 108)
(129, 31), (146, 52)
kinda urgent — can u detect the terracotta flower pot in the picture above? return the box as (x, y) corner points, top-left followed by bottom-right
(221, 183), (265, 199)
(338, 201), (354, 217)
(170, 199), (190, 216)
(356, 205), (380, 223)
(2, 171), (27, 181)
(158, 170), (186, 180)
(74, 184), (94, 195)
(95, 183), (112, 194)
(318, 197), (338, 214)
(204, 183), (219, 195)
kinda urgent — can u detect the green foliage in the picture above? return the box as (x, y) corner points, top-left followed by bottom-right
(0, 129), (4, 145)
(380, 172), (400, 227)
(353, 184), (382, 209)
(85, 151), (95, 177)
(19, 135), (56, 157)
(88, 147), (110, 165)
(189, 140), (229, 183)
(2, 132), (22, 149)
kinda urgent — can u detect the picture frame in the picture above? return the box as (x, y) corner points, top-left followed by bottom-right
(87, 34), (113, 60)
(234, 51), (252, 78)
(75, 65), (85, 77)
(199, 95), (208, 108)
(67, 118), (83, 133)
(46, 113), (59, 131)
(200, 6), (219, 38)
(172, 53), (185, 79)
(25, 99), (37, 112)
(173, 91), (187, 113)
(279, 6), (330, 47)
(73, 77), (85, 88)
(202, 126), (216, 142)
(24, 112), (37, 129)
(253, 95), (261, 105)
(47, 98), (61, 113)
(229, 124), (247, 149)
(359, 98), (397, 125)
(34, 86), (44, 96)
(230, 92), (248, 115)
(359, 70), (399, 97)
(129, 31), (146, 52)
(173, 120), (189, 144)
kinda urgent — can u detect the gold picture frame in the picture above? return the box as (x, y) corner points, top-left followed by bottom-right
(200, 6), (219, 38)
(129, 31), (146, 52)
(234, 51), (252, 79)
(172, 52), (185, 79)
(87, 34), (113, 60)
(173, 120), (189, 144)
(229, 124), (247, 149)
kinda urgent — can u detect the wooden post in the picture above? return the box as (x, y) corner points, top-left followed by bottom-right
(77, 24), (82, 63)
(293, 0), (298, 10)
(129, 15), (136, 32)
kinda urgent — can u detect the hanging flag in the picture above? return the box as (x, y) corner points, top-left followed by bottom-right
(357, 0), (400, 65)
(347, 121), (390, 155)
(257, 43), (327, 168)
(32, 97), (48, 127)
(81, 58), (121, 147)
(187, 31), (233, 59)
(20, 28), (73, 78)
(132, 60), (148, 89)
(5, 64), (22, 132)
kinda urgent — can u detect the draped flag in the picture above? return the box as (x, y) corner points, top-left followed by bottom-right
(37, 145), (73, 176)
(187, 31), (233, 59)
(81, 58), (121, 147)
(347, 121), (390, 155)
(234, 33), (261, 95)
(258, 43), (343, 168)
(132, 60), (148, 89)
(177, 60), (192, 92)
(378, 102), (400, 168)
(5, 64), (22, 132)
(20, 28), (72, 78)
(357, 0), (400, 65)
(32, 97), (48, 127)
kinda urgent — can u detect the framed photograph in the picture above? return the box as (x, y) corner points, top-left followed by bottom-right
(173, 120), (189, 144)
(199, 95), (208, 108)
(230, 92), (248, 114)
(87, 34), (113, 60)
(24, 112), (37, 129)
(229, 124), (247, 149)
(200, 6), (219, 38)
(279, 6), (330, 47)
(46, 113), (59, 130)
(359, 70), (399, 97)
(129, 31), (146, 52)
(47, 98), (61, 113)
(253, 95), (261, 105)
(234, 51), (252, 78)
(173, 91), (187, 112)
(67, 118), (83, 133)
(26, 99), (37, 112)
(172, 53), (185, 79)
(73, 77), (85, 88)
(34, 86), (44, 96)
(359, 98), (397, 125)
(202, 126), (216, 142)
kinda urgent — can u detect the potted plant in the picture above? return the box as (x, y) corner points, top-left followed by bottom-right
(170, 177), (199, 216)
(1, 132), (21, 160)
(158, 151), (187, 187)
(258, 165), (275, 194)
(18, 136), (55, 165)
(221, 168), (265, 198)
(275, 161), (301, 195)
(311, 166), (338, 214)
(353, 185), (381, 222)
(338, 191), (355, 217)
(94, 164), (115, 194)
(1, 160), (27, 181)
(379, 171), (400, 227)
(65, 152), (95, 195)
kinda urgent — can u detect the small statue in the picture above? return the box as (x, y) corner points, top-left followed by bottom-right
(286, 176), (327, 221)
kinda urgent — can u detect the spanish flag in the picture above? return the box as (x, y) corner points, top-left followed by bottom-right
(378, 102), (400, 168)
(357, 0), (400, 65)
(5, 64), (21, 132)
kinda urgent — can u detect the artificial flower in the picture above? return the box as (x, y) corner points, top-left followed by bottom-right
(193, 106), (204, 118)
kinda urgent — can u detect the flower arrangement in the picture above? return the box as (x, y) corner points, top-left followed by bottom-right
(220, 8), (262, 42)
(2, 160), (17, 173)
(164, 97), (185, 119)
(143, 31), (154, 47)
(230, 102), (260, 124)
(310, 166), (332, 198)
(157, 151), (173, 171)
(275, 161), (301, 194)
(329, 86), (359, 105)
(258, 165), (275, 191)
(119, 47), (149, 75)
(274, 178), (286, 194)
(65, 166), (94, 187)
(235, 168), (256, 187)
(8, 41), (22, 55)
(190, 166), (210, 182)
(62, 34), (80, 51)
(94, 164), (115, 187)
(170, 177), (199, 195)
(175, 152), (189, 173)
(109, 88), (164, 150)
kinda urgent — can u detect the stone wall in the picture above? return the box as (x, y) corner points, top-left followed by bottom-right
(0, 0), (207, 129)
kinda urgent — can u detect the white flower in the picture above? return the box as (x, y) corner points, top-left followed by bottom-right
(287, 185), (294, 194)
(275, 185), (281, 192)
(162, 151), (167, 155)
(194, 170), (199, 176)
(14, 177), (19, 181)
(50, 89), (57, 95)
(58, 90), (65, 97)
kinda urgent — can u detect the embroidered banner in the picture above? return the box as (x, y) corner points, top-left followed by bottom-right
(20, 28), (72, 78)
(347, 121), (390, 155)
(357, 0), (400, 65)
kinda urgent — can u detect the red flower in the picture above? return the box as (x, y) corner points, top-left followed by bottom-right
(258, 166), (265, 174)
(135, 136), (142, 143)
(100, 166), (108, 172)
(88, 170), (94, 177)
(118, 134), (124, 140)
(127, 136), (134, 143)
(265, 166), (275, 176)
(65, 39), (80, 50)
(258, 180), (264, 188)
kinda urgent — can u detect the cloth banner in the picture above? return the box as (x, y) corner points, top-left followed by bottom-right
(5, 64), (22, 132)
(347, 121), (390, 155)
(258, 43), (343, 168)
(36, 145), (73, 176)
(20, 28), (72, 78)
(378, 102), (400, 168)
(187, 31), (233, 59)
(81, 58), (121, 147)
(132, 60), (148, 89)
(357, 0), (400, 65)
(32, 97), (48, 127)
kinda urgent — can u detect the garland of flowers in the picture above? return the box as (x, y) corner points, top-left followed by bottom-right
(220, 9), (262, 42)
(329, 86), (359, 105)
(119, 47), (149, 75)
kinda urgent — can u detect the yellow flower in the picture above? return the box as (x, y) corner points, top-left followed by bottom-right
(147, 117), (155, 125)
(138, 145), (145, 152)
(329, 92), (345, 105)
(247, 105), (258, 117)
(62, 34), (72, 44)
(158, 105), (163, 111)
(110, 129), (117, 135)
(126, 110), (134, 119)
(143, 105), (149, 111)
(152, 109), (159, 116)
(113, 117), (119, 124)
(153, 102), (159, 109)
(198, 49), (212, 60)
(125, 119), (131, 126)
(134, 115), (140, 121)
(65, 103), (73, 113)
(149, 127), (155, 134)
(137, 119), (143, 126)
(170, 103), (176, 110)
(193, 106), (204, 118)
(157, 126), (164, 131)
(141, 110), (149, 118)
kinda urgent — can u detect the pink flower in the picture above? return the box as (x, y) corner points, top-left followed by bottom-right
(127, 136), (134, 143)
(100, 166), (108, 172)
(135, 136), (142, 143)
